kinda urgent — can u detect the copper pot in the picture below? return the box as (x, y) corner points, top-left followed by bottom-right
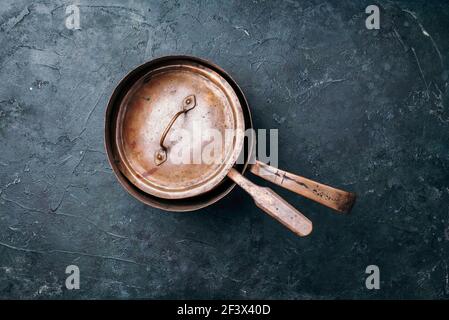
(105, 56), (355, 237)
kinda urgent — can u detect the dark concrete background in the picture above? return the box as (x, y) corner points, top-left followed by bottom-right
(0, 0), (448, 299)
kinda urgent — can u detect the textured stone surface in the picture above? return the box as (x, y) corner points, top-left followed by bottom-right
(0, 0), (448, 299)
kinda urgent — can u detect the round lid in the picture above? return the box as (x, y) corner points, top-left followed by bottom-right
(115, 61), (245, 199)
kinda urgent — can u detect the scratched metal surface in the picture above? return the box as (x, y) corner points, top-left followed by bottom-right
(0, 0), (448, 299)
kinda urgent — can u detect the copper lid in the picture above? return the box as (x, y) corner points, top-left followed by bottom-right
(115, 61), (245, 199)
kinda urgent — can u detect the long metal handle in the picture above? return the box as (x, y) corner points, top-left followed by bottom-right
(228, 168), (313, 237)
(250, 160), (356, 213)
(154, 95), (196, 165)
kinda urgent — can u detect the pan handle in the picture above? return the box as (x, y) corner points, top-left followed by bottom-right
(249, 160), (356, 213)
(227, 168), (312, 237)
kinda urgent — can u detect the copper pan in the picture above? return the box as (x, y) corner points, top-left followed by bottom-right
(105, 56), (355, 237)
(105, 56), (251, 212)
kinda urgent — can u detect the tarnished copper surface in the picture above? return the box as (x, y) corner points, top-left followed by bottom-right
(249, 160), (356, 213)
(113, 59), (245, 200)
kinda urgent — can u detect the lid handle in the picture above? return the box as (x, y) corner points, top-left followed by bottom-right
(155, 95), (196, 165)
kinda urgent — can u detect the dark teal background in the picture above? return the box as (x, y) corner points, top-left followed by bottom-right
(0, 0), (448, 298)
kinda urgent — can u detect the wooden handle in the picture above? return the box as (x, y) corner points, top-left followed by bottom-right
(227, 168), (313, 237)
(249, 161), (356, 213)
